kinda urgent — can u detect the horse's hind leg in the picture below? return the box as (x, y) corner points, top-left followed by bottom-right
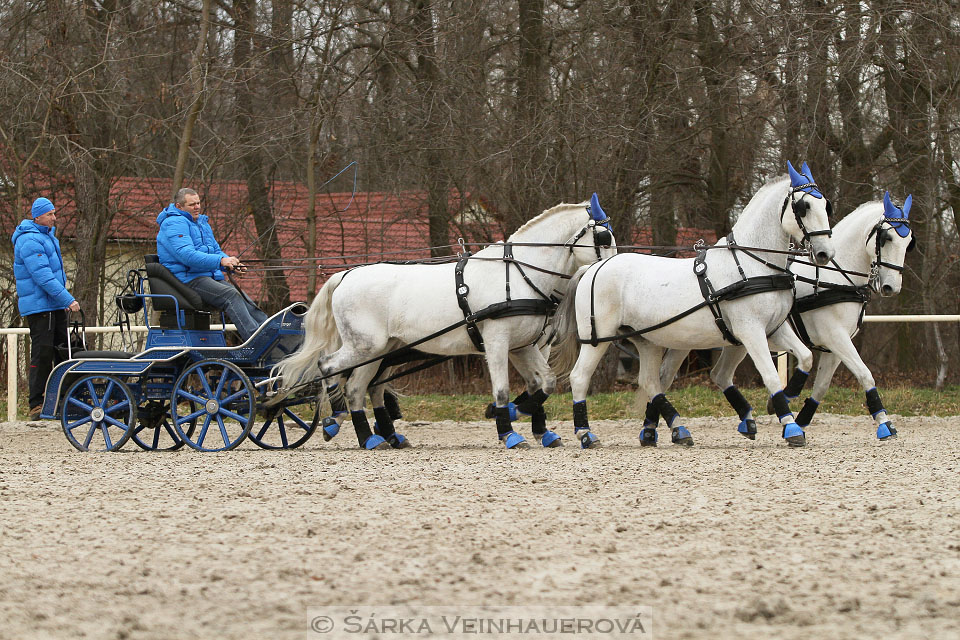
(568, 341), (612, 449)
(338, 360), (392, 450)
(369, 373), (411, 449)
(794, 351), (841, 429)
(632, 340), (693, 447)
(320, 376), (349, 441)
(710, 345), (757, 440)
(508, 346), (561, 448)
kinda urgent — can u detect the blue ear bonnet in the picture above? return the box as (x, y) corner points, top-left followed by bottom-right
(588, 192), (611, 229)
(787, 161), (824, 199)
(883, 191), (912, 238)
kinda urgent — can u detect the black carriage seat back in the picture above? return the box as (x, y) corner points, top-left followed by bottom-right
(70, 350), (134, 359)
(144, 255), (217, 330)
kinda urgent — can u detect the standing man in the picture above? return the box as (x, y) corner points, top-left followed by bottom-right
(12, 197), (81, 420)
(156, 188), (267, 340)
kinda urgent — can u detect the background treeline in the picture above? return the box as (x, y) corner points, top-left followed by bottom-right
(1, 0), (959, 385)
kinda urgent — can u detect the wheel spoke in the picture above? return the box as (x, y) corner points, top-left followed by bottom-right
(151, 425), (161, 449)
(176, 407), (206, 425)
(163, 420), (180, 442)
(175, 389), (207, 405)
(217, 415), (230, 446)
(215, 367), (230, 397)
(197, 366), (214, 397)
(67, 396), (94, 412)
(276, 416), (289, 448)
(220, 408), (248, 423)
(102, 380), (116, 405)
(221, 387), (249, 405)
(85, 380), (100, 406)
(101, 423), (114, 450)
(104, 415), (129, 429)
(104, 400), (130, 415)
(196, 414), (213, 446)
(82, 422), (98, 448)
(65, 415), (93, 431)
(255, 421), (271, 440)
(283, 409), (310, 430)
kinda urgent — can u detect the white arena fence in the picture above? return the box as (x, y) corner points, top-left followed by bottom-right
(2, 316), (958, 422)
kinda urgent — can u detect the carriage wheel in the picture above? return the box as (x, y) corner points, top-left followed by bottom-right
(248, 401), (319, 450)
(61, 375), (135, 452)
(131, 399), (197, 451)
(171, 359), (255, 452)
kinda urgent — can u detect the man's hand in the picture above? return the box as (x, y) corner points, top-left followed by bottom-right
(220, 256), (243, 271)
(67, 301), (80, 313)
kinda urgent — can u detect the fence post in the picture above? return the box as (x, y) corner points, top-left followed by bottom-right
(7, 334), (17, 422)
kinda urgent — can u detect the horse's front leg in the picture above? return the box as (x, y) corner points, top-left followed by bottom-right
(794, 351), (841, 429)
(632, 340), (693, 447)
(738, 327), (807, 447)
(709, 345), (756, 440)
(507, 345), (561, 448)
(484, 337), (529, 449)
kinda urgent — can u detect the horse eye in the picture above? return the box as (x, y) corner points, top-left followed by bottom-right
(880, 231), (891, 247)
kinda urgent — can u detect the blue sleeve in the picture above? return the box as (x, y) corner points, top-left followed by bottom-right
(160, 217), (223, 272)
(17, 236), (75, 308)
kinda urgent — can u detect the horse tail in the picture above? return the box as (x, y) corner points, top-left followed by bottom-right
(549, 264), (591, 378)
(277, 271), (346, 389)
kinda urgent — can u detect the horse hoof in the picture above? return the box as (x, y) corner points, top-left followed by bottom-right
(671, 426), (694, 447)
(577, 430), (600, 449)
(500, 431), (529, 450)
(363, 435), (391, 450)
(639, 427), (658, 447)
(387, 433), (412, 449)
(737, 418), (757, 440)
(321, 417), (340, 442)
(782, 422), (806, 447)
(877, 422), (898, 440)
(539, 431), (563, 448)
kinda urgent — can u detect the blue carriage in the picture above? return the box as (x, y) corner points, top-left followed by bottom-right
(39, 255), (318, 452)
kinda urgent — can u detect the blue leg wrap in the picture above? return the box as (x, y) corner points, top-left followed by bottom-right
(578, 430), (599, 449)
(500, 430), (528, 449)
(642, 402), (659, 428)
(572, 400), (589, 432)
(386, 433), (411, 448)
(363, 434), (389, 450)
(782, 422), (806, 446)
(321, 417), (341, 441)
(876, 421), (897, 440)
(539, 430), (562, 448)
(352, 410), (373, 447)
(651, 393), (679, 428)
(373, 406), (395, 438)
(737, 418), (757, 439)
(671, 425), (693, 446)
(770, 391), (792, 420)
(639, 426), (658, 447)
(723, 385), (752, 420)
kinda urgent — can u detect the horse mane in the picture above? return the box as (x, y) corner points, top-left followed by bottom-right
(508, 202), (587, 239)
(831, 200), (882, 244)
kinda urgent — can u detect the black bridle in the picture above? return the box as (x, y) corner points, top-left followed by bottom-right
(780, 183), (834, 246)
(865, 217), (916, 288)
(565, 213), (613, 261)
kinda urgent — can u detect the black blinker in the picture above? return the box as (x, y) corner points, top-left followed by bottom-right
(595, 229), (612, 247)
(907, 236), (916, 252)
(825, 199), (833, 218)
(792, 199), (809, 217)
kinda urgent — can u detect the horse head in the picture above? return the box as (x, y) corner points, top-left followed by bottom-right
(783, 161), (835, 266)
(868, 191), (915, 297)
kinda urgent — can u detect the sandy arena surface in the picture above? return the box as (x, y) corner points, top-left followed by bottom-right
(1, 412), (958, 640)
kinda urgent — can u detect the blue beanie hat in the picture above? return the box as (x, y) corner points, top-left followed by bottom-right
(31, 197), (55, 218)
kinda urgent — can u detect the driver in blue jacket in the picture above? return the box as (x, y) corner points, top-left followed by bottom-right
(156, 188), (267, 340)
(12, 197), (81, 419)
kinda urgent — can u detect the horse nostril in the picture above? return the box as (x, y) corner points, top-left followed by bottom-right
(815, 251), (830, 265)
(881, 284), (894, 297)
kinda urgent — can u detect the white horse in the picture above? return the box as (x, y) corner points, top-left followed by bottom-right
(550, 162), (835, 448)
(659, 191), (915, 441)
(275, 197), (617, 449)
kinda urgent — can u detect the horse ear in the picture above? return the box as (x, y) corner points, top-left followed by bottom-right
(883, 191), (895, 217)
(589, 192), (607, 222)
(903, 194), (913, 217)
(800, 161), (815, 182)
(787, 161), (804, 187)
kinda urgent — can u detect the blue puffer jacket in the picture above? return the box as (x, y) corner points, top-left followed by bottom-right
(156, 204), (226, 283)
(11, 220), (75, 316)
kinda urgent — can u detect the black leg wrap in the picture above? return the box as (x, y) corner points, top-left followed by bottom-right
(722, 385), (752, 421)
(770, 391), (791, 420)
(784, 368), (810, 399)
(494, 406), (513, 436)
(865, 387), (884, 417)
(531, 406), (547, 435)
(643, 402), (659, 427)
(373, 406), (395, 438)
(384, 390), (403, 420)
(651, 394), (679, 428)
(572, 400), (589, 431)
(352, 410), (373, 446)
(328, 384), (347, 414)
(795, 397), (819, 428)
(516, 389), (548, 415)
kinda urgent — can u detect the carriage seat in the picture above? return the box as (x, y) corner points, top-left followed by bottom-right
(144, 255), (217, 330)
(70, 350), (133, 359)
